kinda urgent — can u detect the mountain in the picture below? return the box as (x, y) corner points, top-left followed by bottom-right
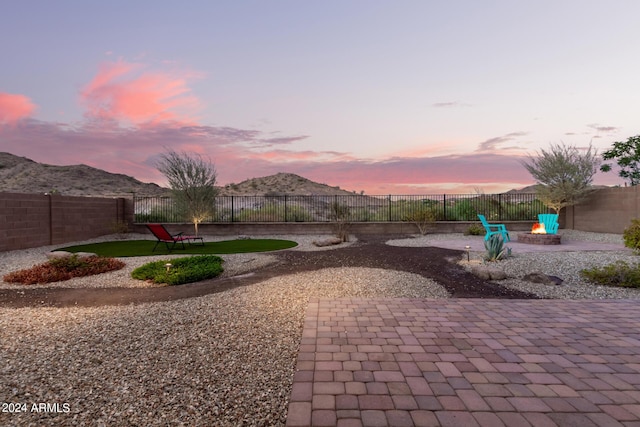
(220, 172), (357, 196)
(0, 153), (359, 198)
(0, 153), (169, 197)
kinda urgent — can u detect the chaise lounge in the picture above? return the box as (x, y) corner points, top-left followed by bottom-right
(146, 224), (204, 252)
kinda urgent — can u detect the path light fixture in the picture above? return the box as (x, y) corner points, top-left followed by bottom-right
(165, 263), (172, 273)
(465, 245), (471, 262)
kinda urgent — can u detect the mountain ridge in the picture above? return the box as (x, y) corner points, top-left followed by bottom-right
(0, 153), (359, 197)
(0, 152), (539, 197)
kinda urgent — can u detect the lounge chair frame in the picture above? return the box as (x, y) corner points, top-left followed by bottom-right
(477, 214), (510, 242)
(146, 224), (204, 252)
(538, 213), (559, 234)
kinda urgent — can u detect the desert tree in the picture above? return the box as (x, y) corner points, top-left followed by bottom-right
(521, 143), (599, 214)
(155, 149), (218, 236)
(600, 135), (640, 185)
(329, 201), (351, 242)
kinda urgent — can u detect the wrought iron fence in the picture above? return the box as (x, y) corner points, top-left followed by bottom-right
(134, 193), (546, 223)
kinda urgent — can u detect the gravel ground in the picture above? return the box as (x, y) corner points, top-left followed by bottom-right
(0, 266), (444, 426)
(389, 230), (640, 299)
(1, 230), (638, 426)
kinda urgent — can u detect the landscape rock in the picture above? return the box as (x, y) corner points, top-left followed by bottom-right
(312, 237), (343, 247)
(522, 272), (564, 286)
(47, 251), (98, 260)
(47, 251), (73, 260)
(471, 266), (507, 281)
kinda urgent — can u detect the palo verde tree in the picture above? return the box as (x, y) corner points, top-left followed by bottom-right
(600, 135), (640, 185)
(521, 143), (599, 214)
(155, 149), (218, 236)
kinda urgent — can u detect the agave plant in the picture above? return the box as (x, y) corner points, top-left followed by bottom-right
(484, 234), (512, 261)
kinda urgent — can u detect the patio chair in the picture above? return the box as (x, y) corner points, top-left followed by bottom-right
(477, 214), (510, 242)
(146, 224), (204, 252)
(538, 213), (559, 234)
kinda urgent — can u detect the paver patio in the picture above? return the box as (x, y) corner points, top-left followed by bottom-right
(286, 298), (640, 426)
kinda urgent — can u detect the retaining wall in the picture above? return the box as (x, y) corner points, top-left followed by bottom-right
(131, 221), (536, 237)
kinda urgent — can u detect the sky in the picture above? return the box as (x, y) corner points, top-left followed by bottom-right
(1, 0), (638, 194)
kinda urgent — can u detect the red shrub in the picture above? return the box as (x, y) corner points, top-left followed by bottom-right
(3, 255), (125, 285)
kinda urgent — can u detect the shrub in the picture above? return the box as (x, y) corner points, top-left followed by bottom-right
(131, 255), (223, 285)
(580, 261), (640, 288)
(403, 207), (436, 235)
(623, 219), (640, 253)
(329, 202), (351, 242)
(484, 235), (511, 262)
(450, 199), (478, 221)
(464, 224), (484, 236)
(109, 220), (130, 239)
(3, 255), (125, 285)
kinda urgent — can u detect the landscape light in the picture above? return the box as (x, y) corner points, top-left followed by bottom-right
(465, 245), (471, 262)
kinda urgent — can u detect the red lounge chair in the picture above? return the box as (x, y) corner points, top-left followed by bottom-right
(146, 224), (204, 252)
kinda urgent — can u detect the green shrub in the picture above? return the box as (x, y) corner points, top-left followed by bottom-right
(464, 224), (484, 236)
(450, 199), (478, 221)
(580, 261), (640, 288)
(484, 235), (511, 261)
(623, 219), (640, 252)
(131, 255), (224, 285)
(403, 207), (436, 235)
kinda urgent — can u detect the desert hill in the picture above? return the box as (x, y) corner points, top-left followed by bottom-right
(0, 153), (360, 198)
(220, 172), (357, 196)
(0, 152), (169, 197)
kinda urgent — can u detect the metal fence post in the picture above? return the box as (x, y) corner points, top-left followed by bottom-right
(284, 195), (288, 222)
(443, 194), (447, 221)
(231, 196), (234, 222)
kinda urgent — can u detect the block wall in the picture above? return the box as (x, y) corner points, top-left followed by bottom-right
(0, 193), (133, 252)
(562, 186), (640, 234)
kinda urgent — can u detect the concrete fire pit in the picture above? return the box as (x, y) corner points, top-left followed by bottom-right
(517, 233), (562, 245)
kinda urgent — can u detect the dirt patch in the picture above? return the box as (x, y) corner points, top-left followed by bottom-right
(0, 235), (536, 308)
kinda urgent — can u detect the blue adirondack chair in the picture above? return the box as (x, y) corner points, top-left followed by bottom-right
(477, 214), (510, 242)
(538, 213), (559, 234)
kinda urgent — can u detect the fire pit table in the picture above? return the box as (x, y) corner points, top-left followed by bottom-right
(517, 222), (562, 245)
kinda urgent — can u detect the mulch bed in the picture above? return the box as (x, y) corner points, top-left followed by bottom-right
(0, 235), (536, 308)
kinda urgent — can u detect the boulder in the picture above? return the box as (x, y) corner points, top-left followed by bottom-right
(522, 272), (563, 286)
(47, 251), (98, 260)
(47, 251), (72, 260)
(312, 237), (343, 247)
(471, 266), (507, 280)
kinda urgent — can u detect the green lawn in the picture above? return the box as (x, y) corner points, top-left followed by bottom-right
(57, 239), (298, 257)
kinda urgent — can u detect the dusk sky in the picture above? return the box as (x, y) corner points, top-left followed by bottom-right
(1, 1), (638, 194)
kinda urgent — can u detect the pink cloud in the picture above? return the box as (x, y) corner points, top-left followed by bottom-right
(0, 92), (36, 125)
(80, 60), (201, 125)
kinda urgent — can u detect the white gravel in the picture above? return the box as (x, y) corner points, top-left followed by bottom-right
(387, 229), (640, 300)
(1, 230), (638, 425)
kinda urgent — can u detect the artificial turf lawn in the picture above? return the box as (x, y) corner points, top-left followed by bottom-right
(57, 239), (298, 257)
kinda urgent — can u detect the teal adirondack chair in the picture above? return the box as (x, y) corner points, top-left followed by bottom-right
(538, 213), (559, 234)
(477, 214), (510, 242)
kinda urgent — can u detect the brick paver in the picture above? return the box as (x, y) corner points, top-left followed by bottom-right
(286, 298), (640, 426)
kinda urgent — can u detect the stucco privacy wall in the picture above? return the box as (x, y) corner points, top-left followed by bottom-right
(561, 186), (640, 234)
(0, 193), (131, 252)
